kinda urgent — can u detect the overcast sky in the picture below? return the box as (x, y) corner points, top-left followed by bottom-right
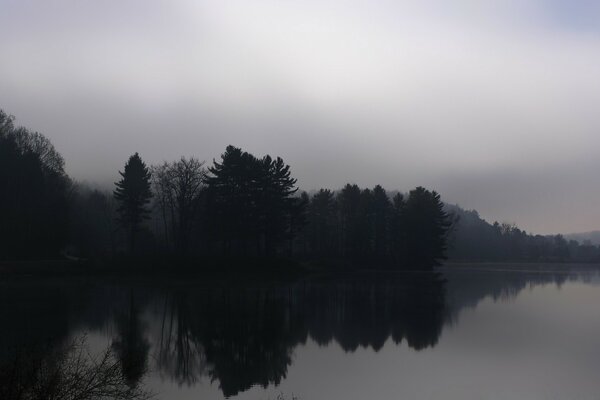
(1, 0), (600, 234)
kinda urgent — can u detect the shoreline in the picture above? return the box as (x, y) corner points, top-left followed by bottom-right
(1, 258), (599, 281)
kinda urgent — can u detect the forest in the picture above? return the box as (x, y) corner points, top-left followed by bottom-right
(1, 109), (599, 269)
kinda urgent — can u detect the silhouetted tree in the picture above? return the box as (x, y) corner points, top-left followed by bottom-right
(288, 191), (309, 255)
(112, 291), (150, 387)
(114, 153), (152, 253)
(371, 185), (391, 259)
(0, 109), (70, 259)
(358, 188), (374, 258)
(206, 146), (258, 254)
(258, 155), (299, 254)
(307, 189), (339, 257)
(152, 158), (206, 255)
(389, 193), (406, 265)
(403, 187), (451, 268)
(206, 145), (301, 256)
(338, 184), (363, 258)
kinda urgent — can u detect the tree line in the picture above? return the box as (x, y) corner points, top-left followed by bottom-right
(446, 206), (600, 263)
(0, 110), (70, 259)
(1, 109), (599, 268)
(108, 145), (451, 269)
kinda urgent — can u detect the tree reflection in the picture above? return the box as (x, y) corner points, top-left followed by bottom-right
(153, 273), (446, 396)
(0, 267), (588, 398)
(156, 292), (207, 386)
(112, 290), (150, 387)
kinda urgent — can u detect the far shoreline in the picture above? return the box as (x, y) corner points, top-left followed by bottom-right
(1, 258), (599, 280)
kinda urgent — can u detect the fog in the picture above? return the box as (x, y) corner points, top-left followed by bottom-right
(1, 0), (599, 234)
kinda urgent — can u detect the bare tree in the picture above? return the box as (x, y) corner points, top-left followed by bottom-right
(12, 127), (66, 176)
(0, 335), (152, 400)
(152, 157), (206, 255)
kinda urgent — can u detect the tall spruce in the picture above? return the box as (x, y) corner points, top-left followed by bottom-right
(403, 187), (451, 268)
(390, 193), (406, 265)
(206, 146), (258, 254)
(371, 185), (391, 258)
(307, 189), (338, 256)
(259, 155), (299, 254)
(338, 184), (362, 258)
(114, 153), (152, 253)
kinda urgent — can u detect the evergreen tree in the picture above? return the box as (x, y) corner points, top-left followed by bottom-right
(114, 153), (152, 253)
(358, 188), (374, 258)
(371, 185), (391, 258)
(288, 191), (309, 256)
(403, 187), (451, 268)
(259, 155), (299, 254)
(307, 189), (338, 256)
(206, 145), (301, 256)
(206, 146), (259, 254)
(338, 184), (362, 258)
(390, 193), (406, 265)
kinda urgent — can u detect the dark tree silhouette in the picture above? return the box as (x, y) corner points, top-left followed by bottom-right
(389, 193), (407, 265)
(0, 109), (70, 259)
(2, 107), (595, 266)
(206, 145), (302, 257)
(404, 187), (451, 268)
(338, 184), (363, 258)
(114, 153), (152, 253)
(206, 146), (257, 254)
(288, 191), (309, 255)
(307, 189), (339, 257)
(371, 185), (392, 259)
(258, 155), (299, 254)
(152, 158), (206, 255)
(112, 291), (150, 387)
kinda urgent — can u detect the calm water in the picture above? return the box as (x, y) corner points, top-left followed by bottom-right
(3, 264), (600, 399)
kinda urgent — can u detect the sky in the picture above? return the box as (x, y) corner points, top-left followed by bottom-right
(1, 0), (599, 235)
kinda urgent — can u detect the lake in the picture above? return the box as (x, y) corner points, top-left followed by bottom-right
(2, 264), (600, 399)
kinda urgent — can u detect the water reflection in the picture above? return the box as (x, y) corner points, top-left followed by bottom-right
(152, 274), (446, 396)
(112, 290), (150, 386)
(0, 266), (596, 398)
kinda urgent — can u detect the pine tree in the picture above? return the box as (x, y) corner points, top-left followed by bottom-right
(114, 153), (152, 253)
(390, 193), (406, 265)
(371, 185), (391, 258)
(403, 187), (451, 268)
(338, 184), (362, 258)
(206, 145), (258, 254)
(260, 155), (298, 254)
(308, 189), (338, 256)
(206, 145), (300, 256)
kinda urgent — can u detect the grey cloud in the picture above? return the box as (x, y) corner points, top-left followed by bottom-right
(1, 0), (599, 234)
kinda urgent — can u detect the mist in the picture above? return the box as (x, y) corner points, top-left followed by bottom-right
(1, 0), (600, 234)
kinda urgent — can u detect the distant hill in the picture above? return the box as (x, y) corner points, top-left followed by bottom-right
(444, 204), (600, 263)
(565, 231), (600, 246)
